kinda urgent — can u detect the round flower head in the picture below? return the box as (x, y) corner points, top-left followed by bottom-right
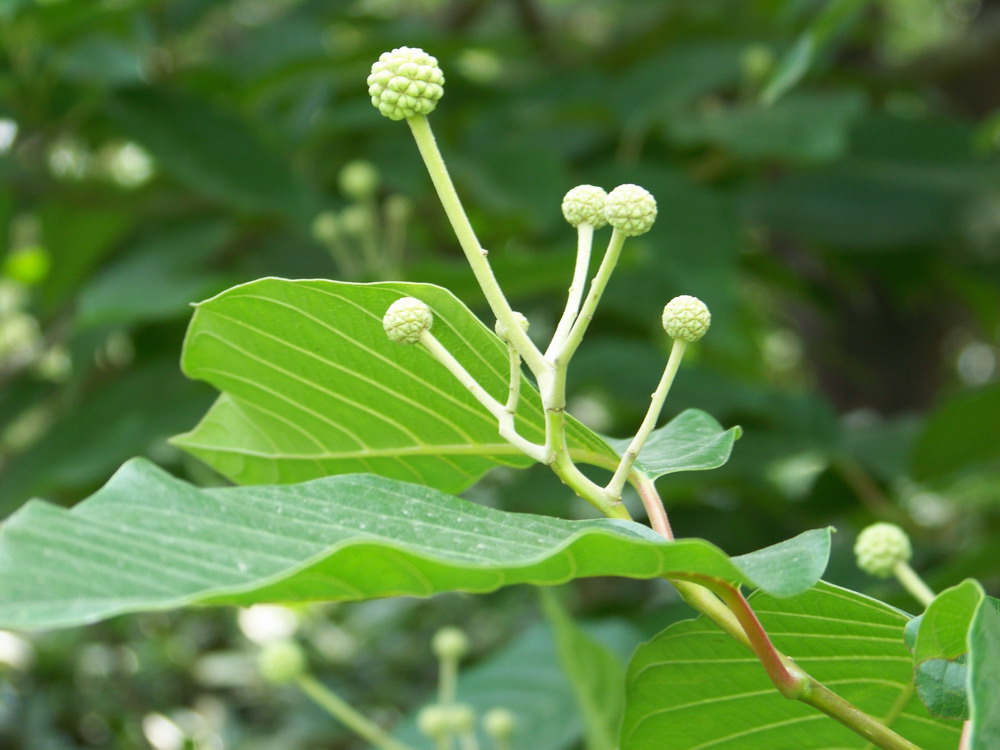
(662, 295), (711, 342)
(854, 522), (912, 578)
(383, 296), (433, 344)
(417, 706), (450, 739)
(604, 184), (657, 236)
(483, 708), (516, 740)
(432, 626), (469, 661)
(257, 641), (306, 684)
(495, 311), (529, 341)
(368, 47), (445, 121)
(561, 185), (608, 228)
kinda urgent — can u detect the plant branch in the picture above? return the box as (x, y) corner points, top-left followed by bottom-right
(546, 223), (595, 358)
(406, 115), (548, 379)
(631, 471), (673, 539)
(893, 561), (936, 608)
(605, 339), (687, 500)
(297, 674), (416, 750)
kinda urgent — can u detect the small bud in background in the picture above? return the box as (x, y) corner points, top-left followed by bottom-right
(662, 295), (711, 343)
(604, 184), (657, 236)
(446, 703), (475, 733)
(495, 311), (529, 341)
(338, 160), (379, 201)
(311, 211), (340, 244)
(417, 705), (450, 739)
(432, 626), (469, 661)
(383, 297), (433, 344)
(368, 47), (445, 121)
(483, 708), (516, 740)
(854, 522), (912, 578)
(257, 640), (306, 684)
(561, 185), (608, 228)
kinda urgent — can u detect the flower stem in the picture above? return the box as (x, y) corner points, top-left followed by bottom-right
(406, 115), (547, 378)
(893, 561), (936, 608)
(546, 224), (595, 358)
(605, 340), (687, 500)
(297, 674), (417, 750)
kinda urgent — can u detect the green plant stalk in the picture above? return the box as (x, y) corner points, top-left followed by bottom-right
(406, 114), (549, 381)
(893, 561), (936, 608)
(503, 341), (521, 414)
(439, 655), (458, 707)
(605, 339), (687, 500)
(546, 223), (595, 358)
(632, 471), (673, 539)
(419, 330), (546, 463)
(297, 674), (416, 750)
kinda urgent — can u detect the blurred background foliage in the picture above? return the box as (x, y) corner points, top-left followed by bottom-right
(1, 0), (999, 748)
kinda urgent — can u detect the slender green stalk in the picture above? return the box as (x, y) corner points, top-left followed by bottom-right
(893, 561), (936, 608)
(438, 656), (457, 707)
(503, 341), (521, 414)
(800, 682), (921, 750)
(419, 330), (546, 462)
(554, 228), (627, 366)
(546, 224), (595, 358)
(406, 115), (548, 380)
(632, 471), (673, 539)
(297, 674), (416, 750)
(606, 340), (687, 500)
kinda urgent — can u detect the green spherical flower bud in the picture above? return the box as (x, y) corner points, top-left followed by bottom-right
(311, 211), (340, 243)
(604, 184), (657, 236)
(338, 160), (379, 200)
(494, 312), (529, 341)
(432, 626), (469, 661)
(483, 708), (516, 739)
(662, 295), (711, 342)
(383, 297), (433, 344)
(854, 522), (912, 578)
(368, 47), (445, 121)
(417, 706), (450, 738)
(561, 185), (608, 228)
(257, 641), (306, 684)
(446, 704), (475, 734)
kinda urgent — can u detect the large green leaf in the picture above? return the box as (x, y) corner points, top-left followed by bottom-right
(603, 409), (741, 481)
(621, 582), (961, 750)
(539, 588), (624, 750)
(174, 278), (724, 493)
(0, 458), (830, 631)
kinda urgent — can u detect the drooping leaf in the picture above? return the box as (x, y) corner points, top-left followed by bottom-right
(0, 458), (831, 631)
(621, 581), (961, 750)
(603, 409), (741, 481)
(539, 588), (624, 750)
(173, 279), (736, 493)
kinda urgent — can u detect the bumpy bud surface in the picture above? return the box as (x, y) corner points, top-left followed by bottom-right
(257, 641), (306, 684)
(383, 296), (433, 344)
(368, 47), (445, 121)
(494, 312), (529, 341)
(662, 295), (711, 342)
(604, 184), (657, 236)
(854, 522), (912, 578)
(483, 708), (516, 739)
(561, 185), (608, 228)
(432, 626), (469, 661)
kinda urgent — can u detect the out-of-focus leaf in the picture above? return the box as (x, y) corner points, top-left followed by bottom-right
(0, 457), (831, 630)
(0, 362), (213, 515)
(107, 88), (310, 215)
(669, 91), (865, 163)
(76, 221), (233, 329)
(539, 588), (624, 750)
(911, 383), (1000, 482)
(603, 409), (741, 481)
(58, 35), (144, 87)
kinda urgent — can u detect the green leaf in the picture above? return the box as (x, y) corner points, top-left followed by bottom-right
(603, 409), (741, 481)
(0, 458), (830, 631)
(911, 383), (1000, 482)
(969, 597), (1000, 749)
(539, 589), (624, 750)
(621, 582), (961, 750)
(173, 278), (619, 493)
(107, 88), (310, 215)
